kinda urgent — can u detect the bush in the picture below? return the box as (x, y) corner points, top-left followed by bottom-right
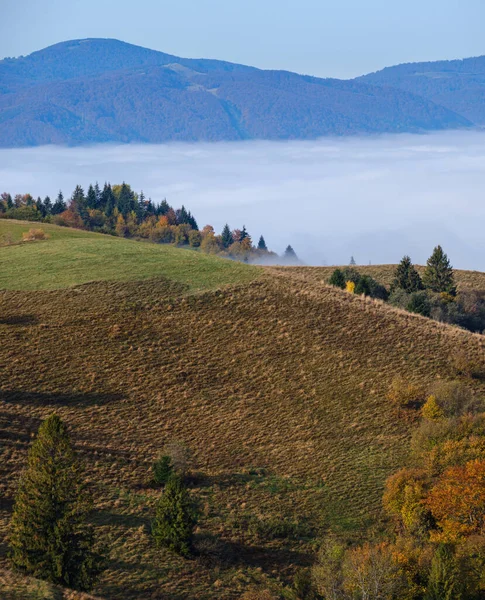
(407, 292), (431, 317)
(329, 269), (346, 289)
(162, 440), (192, 477)
(153, 455), (174, 486)
(22, 228), (47, 241)
(387, 377), (425, 408)
(421, 395), (444, 420)
(427, 381), (480, 417)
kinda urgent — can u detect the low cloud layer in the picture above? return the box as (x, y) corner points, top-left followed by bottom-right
(1, 131), (485, 269)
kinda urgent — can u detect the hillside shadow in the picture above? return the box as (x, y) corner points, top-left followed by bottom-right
(0, 390), (123, 407)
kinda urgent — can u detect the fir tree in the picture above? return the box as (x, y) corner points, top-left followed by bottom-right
(350, 256), (356, 266)
(52, 191), (66, 215)
(86, 184), (97, 209)
(257, 235), (268, 251)
(240, 225), (249, 241)
(392, 256), (424, 293)
(152, 475), (197, 558)
(6, 193), (13, 210)
(423, 246), (456, 295)
(43, 196), (52, 215)
(284, 245), (298, 261)
(9, 415), (103, 591)
(221, 224), (233, 248)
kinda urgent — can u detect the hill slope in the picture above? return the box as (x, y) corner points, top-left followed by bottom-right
(0, 38), (471, 147)
(1, 222), (485, 598)
(357, 55), (485, 125)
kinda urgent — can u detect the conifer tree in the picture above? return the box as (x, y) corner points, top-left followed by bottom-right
(423, 246), (456, 295)
(392, 255), (424, 293)
(221, 224), (233, 248)
(52, 191), (66, 215)
(350, 256), (356, 266)
(257, 235), (268, 251)
(43, 196), (52, 215)
(329, 268), (346, 289)
(9, 415), (103, 591)
(152, 474), (197, 558)
(86, 184), (97, 209)
(284, 245), (298, 262)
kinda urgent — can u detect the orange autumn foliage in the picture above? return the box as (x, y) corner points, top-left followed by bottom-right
(426, 459), (485, 542)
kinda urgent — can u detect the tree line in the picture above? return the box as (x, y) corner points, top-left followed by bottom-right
(329, 247), (485, 334)
(0, 184), (299, 263)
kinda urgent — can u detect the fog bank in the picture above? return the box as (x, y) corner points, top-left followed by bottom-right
(1, 131), (485, 269)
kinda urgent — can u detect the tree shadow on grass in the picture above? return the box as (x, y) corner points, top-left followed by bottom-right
(92, 510), (151, 530)
(0, 390), (123, 407)
(0, 315), (39, 326)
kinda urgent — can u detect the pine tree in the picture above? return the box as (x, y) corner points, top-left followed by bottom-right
(86, 184), (97, 209)
(257, 235), (268, 251)
(423, 246), (456, 295)
(52, 191), (66, 215)
(240, 225), (249, 241)
(43, 196), (52, 216)
(9, 415), (103, 591)
(221, 224), (233, 248)
(350, 256), (356, 266)
(152, 475), (197, 558)
(284, 245), (298, 261)
(392, 256), (424, 293)
(425, 544), (462, 600)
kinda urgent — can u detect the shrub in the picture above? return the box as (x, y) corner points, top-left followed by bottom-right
(421, 395), (445, 420)
(407, 291), (431, 317)
(427, 381), (480, 417)
(152, 474), (197, 557)
(387, 377), (425, 408)
(22, 228), (47, 241)
(329, 268), (346, 289)
(188, 229), (201, 247)
(450, 349), (483, 379)
(153, 455), (174, 486)
(345, 280), (355, 294)
(311, 537), (345, 600)
(162, 440), (192, 477)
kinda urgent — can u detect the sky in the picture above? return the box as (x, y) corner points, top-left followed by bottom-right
(1, 0), (485, 78)
(2, 131), (485, 269)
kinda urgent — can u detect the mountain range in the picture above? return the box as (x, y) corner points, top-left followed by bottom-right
(0, 38), (484, 147)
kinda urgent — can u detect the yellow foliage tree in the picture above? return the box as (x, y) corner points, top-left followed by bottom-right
(421, 395), (444, 420)
(346, 281), (355, 293)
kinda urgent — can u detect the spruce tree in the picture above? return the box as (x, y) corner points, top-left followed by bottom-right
(221, 224), (233, 248)
(392, 255), (424, 293)
(425, 544), (462, 600)
(257, 235), (268, 251)
(284, 245), (298, 262)
(152, 474), (197, 558)
(349, 256), (356, 265)
(86, 184), (97, 209)
(329, 269), (346, 289)
(9, 415), (103, 591)
(52, 191), (66, 215)
(423, 246), (456, 295)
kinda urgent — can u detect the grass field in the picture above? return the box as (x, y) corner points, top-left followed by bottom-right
(0, 220), (260, 291)
(1, 220), (485, 599)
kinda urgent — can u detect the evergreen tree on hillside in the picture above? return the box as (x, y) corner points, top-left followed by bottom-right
(392, 255), (424, 293)
(43, 196), (52, 216)
(86, 184), (97, 209)
(423, 246), (456, 295)
(240, 225), (249, 241)
(9, 415), (103, 591)
(285, 245), (298, 261)
(52, 191), (66, 215)
(221, 224), (233, 248)
(257, 235), (268, 251)
(152, 475), (197, 558)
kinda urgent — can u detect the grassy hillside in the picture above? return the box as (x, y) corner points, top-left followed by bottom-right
(274, 264), (485, 292)
(2, 221), (485, 598)
(0, 220), (260, 291)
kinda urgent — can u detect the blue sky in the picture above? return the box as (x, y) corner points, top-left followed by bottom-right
(1, 0), (484, 78)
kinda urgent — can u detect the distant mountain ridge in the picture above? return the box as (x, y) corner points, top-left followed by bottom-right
(0, 39), (480, 147)
(357, 55), (485, 126)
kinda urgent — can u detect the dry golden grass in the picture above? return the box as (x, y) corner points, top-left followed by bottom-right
(2, 268), (485, 599)
(0, 568), (101, 599)
(274, 264), (485, 291)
